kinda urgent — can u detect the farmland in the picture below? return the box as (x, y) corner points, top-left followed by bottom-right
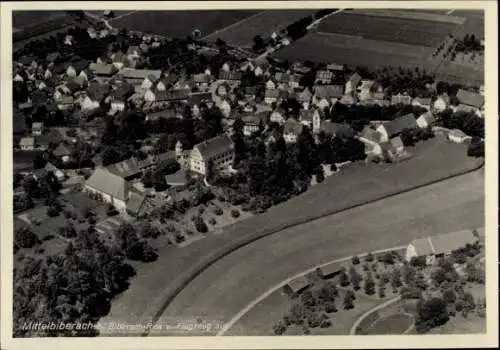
(110, 10), (262, 39)
(12, 11), (67, 29)
(316, 10), (462, 47)
(274, 32), (436, 70)
(203, 9), (316, 48)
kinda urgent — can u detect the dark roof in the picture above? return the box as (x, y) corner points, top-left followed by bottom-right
(85, 168), (128, 201)
(119, 68), (162, 80)
(314, 85), (344, 99)
(106, 158), (142, 179)
(152, 89), (190, 102)
(69, 60), (90, 74)
(188, 92), (212, 106)
(87, 82), (110, 101)
(320, 121), (354, 137)
(283, 118), (303, 135)
(126, 191), (147, 216)
(93, 63), (118, 76)
(192, 73), (212, 83)
(46, 52), (60, 62)
(456, 89), (484, 108)
(13, 111), (26, 134)
(112, 83), (135, 100)
(383, 113), (418, 138)
(194, 134), (233, 160)
(218, 71), (242, 81)
(53, 143), (72, 157)
(265, 89), (280, 98)
(348, 72), (362, 86)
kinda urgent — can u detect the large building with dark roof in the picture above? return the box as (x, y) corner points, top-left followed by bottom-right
(189, 134), (234, 175)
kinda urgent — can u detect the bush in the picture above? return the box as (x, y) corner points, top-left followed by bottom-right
(410, 256), (427, 268)
(213, 206), (223, 216)
(365, 252), (374, 262)
(87, 216), (97, 225)
(208, 217), (216, 225)
(363, 263), (370, 271)
(379, 252), (395, 265)
(198, 207), (205, 215)
(194, 216), (208, 233)
(58, 223), (77, 238)
(325, 301), (337, 313)
(273, 321), (286, 335)
(106, 204), (118, 216)
(351, 255), (360, 265)
(47, 206), (60, 217)
(15, 227), (39, 248)
(231, 209), (240, 218)
(320, 319), (332, 328)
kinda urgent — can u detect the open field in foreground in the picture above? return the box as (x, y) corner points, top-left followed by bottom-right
(109, 10), (261, 39)
(157, 166), (483, 336)
(316, 10), (461, 47)
(97, 137), (483, 335)
(203, 10), (316, 48)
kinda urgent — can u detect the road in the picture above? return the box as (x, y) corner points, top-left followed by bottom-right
(153, 169), (484, 336)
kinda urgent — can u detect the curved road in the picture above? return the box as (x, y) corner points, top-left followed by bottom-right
(156, 169), (484, 335)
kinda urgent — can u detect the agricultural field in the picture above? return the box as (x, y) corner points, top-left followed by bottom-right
(12, 11), (67, 29)
(316, 10), (462, 47)
(109, 10), (262, 39)
(203, 9), (316, 48)
(274, 32), (436, 71)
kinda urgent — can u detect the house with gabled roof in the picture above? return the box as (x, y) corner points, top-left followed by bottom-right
(318, 121), (354, 139)
(433, 93), (450, 112)
(297, 87), (313, 107)
(126, 45), (142, 60)
(106, 158), (142, 180)
(412, 97), (432, 110)
(156, 73), (179, 91)
(53, 143), (72, 163)
(218, 70), (243, 83)
(110, 83), (134, 111)
(315, 70), (334, 85)
(66, 59), (89, 77)
(92, 63), (118, 77)
(405, 229), (479, 264)
(241, 112), (268, 136)
(32, 122), (44, 136)
(456, 89), (484, 111)
(19, 136), (35, 151)
(144, 88), (190, 103)
(416, 111), (436, 129)
(84, 168), (130, 212)
(299, 109), (314, 128)
(141, 74), (161, 90)
(189, 134), (234, 175)
(391, 93), (412, 105)
(313, 85), (344, 102)
(283, 118), (303, 143)
(264, 89), (280, 105)
(119, 68), (162, 85)
(376, 113), (418, 143)
(345, 72), (362, 94)
(270, 107), (286, 125)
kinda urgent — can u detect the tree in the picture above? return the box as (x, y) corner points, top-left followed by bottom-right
(391, 268), (403, 289)
(205, 159), (216, 184)
(467, 137), (484, 158)
(101, 147), (124, 166)
(364, 273), (376, 295)
(231, 209), (240, 218)
(47, 206), (60, 217)
(415, 297), (450, 333)
(351, 255), (360, 265)
(343, 289), (355, 310)
(325, 300), (337, 313)
(442, 288), (457, 304)
(141, 170), (153, 188)
(153, 170), (169, 192)
(289, 302), (307, 325)
(193, 216), (208, 233)
(15, 227), (39, 248)
(273, 321), (286, 335)
(58, 222), (77, 238)
(349, 266), (363, 291)
(314, 165), (325, 183)
(300, 289), (318, 310)
(318, 281), (338, 302)
(252, 35), (265, 52)
(365, 252), (374, 262)
(339, 270), (350, 287)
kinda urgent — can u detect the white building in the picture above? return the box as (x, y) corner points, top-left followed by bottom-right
(189, 135), (234, 175)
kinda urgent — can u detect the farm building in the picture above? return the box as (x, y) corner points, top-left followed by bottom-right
(118, 68), (162, 85)
(376, 113), (418, 143)
(106, 158), (142, 180)
(405, 229), (479, 265)
(84, 168), (130, 213)
(283, 276), (311, 297)
(416, 111), (436, 128)
(313, 85), (344, 101)
(456, 89), (484, 111)
(316, 262), (343, 279)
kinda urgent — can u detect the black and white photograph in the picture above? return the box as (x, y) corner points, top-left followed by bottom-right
(1, 1), (497, 349)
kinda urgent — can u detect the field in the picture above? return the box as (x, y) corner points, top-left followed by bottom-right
(203, 10), (316, 48)
(316, 10), (462, 47)
(12, 11), (68, 29)
(109, 10), (262, 39)
(274, 32), (436, 70)
(97, 135), (484, 335)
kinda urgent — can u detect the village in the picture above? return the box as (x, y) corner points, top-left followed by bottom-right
(11, 11), (486, 338)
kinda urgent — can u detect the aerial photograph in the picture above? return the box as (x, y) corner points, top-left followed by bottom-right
(10, 6), (486, 339)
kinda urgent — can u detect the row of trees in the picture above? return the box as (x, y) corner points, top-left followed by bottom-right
(13, 226), (136, 336)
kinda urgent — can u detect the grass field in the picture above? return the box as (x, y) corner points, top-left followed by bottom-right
(203, 10), (316, 48)
(316, 11), (461, 47)
(110, 10), (262, 39)
(99, 137), (484, 334)
(12, 11), (67, 29)
(274, 32), (435, 70)
(361, 313), (413, 335)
